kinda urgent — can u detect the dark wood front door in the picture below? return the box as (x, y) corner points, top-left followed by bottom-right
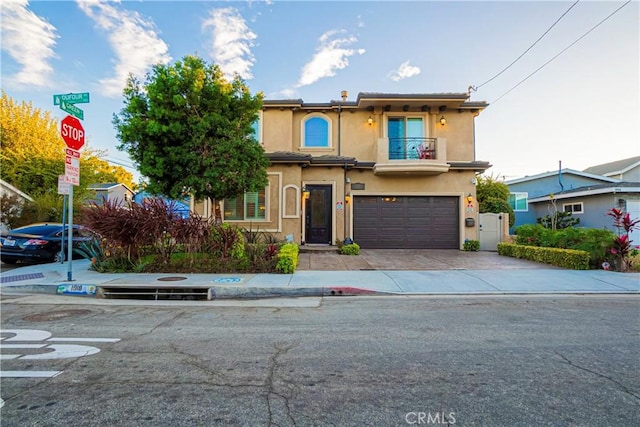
(305, 185), (332, 244)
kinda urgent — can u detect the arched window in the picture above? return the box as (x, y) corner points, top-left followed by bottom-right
(302, 115), (330, 148)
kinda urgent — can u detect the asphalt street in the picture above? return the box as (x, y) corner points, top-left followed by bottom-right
(1, 295), (638, 426)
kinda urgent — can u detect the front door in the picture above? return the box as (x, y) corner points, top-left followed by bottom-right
(305, 185), (332, 244)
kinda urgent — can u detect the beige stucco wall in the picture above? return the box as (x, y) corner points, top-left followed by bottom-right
(193, 100), (485, 248)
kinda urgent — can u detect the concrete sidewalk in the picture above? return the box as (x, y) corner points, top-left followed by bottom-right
(0, 258), (638, 299)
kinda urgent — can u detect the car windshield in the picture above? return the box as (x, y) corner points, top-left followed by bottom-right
(11, 225), (62, 236)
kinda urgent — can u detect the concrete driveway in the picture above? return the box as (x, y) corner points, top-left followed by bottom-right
(296, 249), (560, 271)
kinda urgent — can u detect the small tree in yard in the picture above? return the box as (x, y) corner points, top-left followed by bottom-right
(476, 174), (515, 228)
(113, 55), (269, 223)
(607, 207), (640, 272)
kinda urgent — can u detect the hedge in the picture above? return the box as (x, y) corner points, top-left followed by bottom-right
(275, 243), (300, 273)
(497, 243), (590, 270)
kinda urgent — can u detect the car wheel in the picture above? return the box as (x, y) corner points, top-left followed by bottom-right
(54, 252), (66, 263)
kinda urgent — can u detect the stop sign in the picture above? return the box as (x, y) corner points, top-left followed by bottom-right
(60, 115), (85, 150)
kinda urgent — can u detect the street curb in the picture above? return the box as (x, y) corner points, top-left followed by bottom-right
(208, 285), (384, 299)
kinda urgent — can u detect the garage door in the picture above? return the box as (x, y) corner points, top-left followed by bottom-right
(353, 196), (459, 249)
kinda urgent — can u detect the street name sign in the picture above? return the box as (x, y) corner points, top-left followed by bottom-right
(60, 101), (84, 120)
(53, 92), (90, 106)
(60, 115), (85, 151)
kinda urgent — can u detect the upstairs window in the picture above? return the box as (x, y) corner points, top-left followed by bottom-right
(388, 116), (424, 159)
(250, 111), (262, 144)
(224, 190), (266, 221)
(302, 115), (330, 148)
(509, 192), (528, 212)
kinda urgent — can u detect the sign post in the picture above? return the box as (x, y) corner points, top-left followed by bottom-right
(58, 175), (69, 263)
(55, 93), (89, 281)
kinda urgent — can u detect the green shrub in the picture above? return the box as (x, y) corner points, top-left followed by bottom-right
(340, 243), (360, 255)
(210, 223), (245, 259)
(497, 243), (589, 270)
(463, 240), (480, 251)
(514, 225), (615, 268)
(276, 243), (299, 273)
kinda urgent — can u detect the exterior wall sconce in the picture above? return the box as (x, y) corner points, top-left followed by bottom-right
(345, 194), (351, 204)
(466, 194), (474, 204)
(302, 186), (310, 200)
(439, 116), (447, 126)
(367, 115), (373, 126)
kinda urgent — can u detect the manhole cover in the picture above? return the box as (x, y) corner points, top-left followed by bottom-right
(24, 309), (92, 322)
(157, 276), (187, 282)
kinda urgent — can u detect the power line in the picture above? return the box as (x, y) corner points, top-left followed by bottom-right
(473, 0), (581, 92)
(490, 0), (631, 105)
(104, 157), (137, 170)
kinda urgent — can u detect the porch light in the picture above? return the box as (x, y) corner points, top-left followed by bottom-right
(302, 186), (310, 200)
(439, 116), (447, 126)
(367, 115), (373, 126)
(466, 194), (474, 204)
(345, 194), (351, 204)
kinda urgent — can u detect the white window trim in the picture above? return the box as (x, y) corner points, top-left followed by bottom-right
(383, 114), (429, 138)
(300, 113), (332, 149)
(563, 202), (584, 214)
(223, 186), (270, 222)
(510, 192), (528, 212)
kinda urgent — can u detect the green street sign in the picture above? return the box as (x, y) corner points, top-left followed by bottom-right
(53, 92), (90, 106)
(60, 101), (84, 120)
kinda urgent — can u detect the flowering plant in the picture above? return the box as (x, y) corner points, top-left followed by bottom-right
(607, 208), (640, 271)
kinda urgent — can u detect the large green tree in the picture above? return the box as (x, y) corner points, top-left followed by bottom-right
(476, 174), (515, 227)
(1, 91), (136, 226)
(113, 55), (269, 222)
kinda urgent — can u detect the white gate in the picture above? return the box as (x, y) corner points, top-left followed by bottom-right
(478, 213), (506, 251)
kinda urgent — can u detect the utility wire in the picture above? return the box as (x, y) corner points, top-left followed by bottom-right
(474, 0), (581, 91)
(491, 0), (631, 105)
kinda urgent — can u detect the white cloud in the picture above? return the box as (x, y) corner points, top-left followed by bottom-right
(389, 61), (421, 82)
(297, 30), (365, 88)
(202, 7), (257, 81)
(0, 0), (58, 87)
(77, 0), (171, 97)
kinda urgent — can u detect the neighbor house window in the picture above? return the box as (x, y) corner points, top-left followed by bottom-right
(302, 115), (330, 147)
(563, 202), (583, 214)
(224, 190), (266, 220)
(509, 192), (528, 212)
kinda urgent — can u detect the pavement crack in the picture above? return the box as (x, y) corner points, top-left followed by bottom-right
(138, 311), (186, 338)
(265, 342), (297, 427)
(555, 352), (640, 403)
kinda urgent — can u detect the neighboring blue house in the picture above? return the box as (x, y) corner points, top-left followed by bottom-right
(505, 157), (640, 243)
(133, 191), (191, 219)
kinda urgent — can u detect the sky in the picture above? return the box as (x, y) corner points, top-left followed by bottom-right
(1, 0), (638, 184)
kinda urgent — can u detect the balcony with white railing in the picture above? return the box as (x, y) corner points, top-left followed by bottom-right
(373, 137), (450, 175)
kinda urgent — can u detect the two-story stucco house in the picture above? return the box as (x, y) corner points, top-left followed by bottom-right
(192, 92), (491, 249)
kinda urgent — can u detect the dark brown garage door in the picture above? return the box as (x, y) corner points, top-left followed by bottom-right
(353, 196), (459, 249)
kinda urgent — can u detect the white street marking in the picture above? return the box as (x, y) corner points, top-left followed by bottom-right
(48, 337), (121, 343)
(20, 344), (100, 360)
(1, 329), (52, 341)
(0, 371), (63, 378)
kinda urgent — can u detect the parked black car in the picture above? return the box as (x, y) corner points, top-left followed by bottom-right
(0, 223), (98, 264)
